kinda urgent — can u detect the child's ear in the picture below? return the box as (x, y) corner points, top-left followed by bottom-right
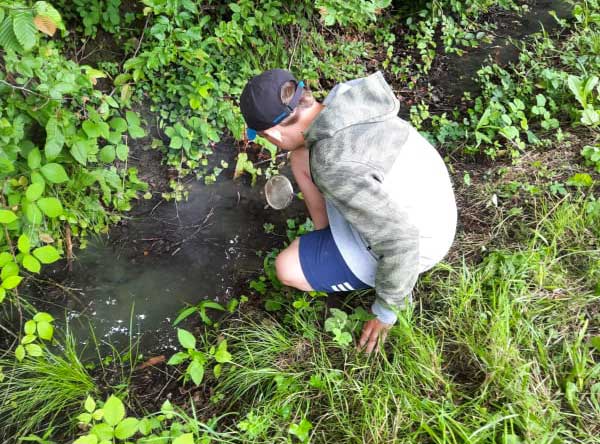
(263, 127), (283, 145)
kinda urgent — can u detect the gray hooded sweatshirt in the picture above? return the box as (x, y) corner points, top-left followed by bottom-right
(304, 71), (456, 322)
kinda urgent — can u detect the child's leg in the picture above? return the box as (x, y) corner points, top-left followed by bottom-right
(275, 238), (314, 291)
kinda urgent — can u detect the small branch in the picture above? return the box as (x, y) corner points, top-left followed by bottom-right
(288, 25), (302, 70)
(253, 152), (288, 167)
(0, 322), (17, 339)
(132, 14), (151, 60)
(65, 223), (73, 272)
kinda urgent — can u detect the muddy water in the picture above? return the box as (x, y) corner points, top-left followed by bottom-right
(33, 157), (304, 352)
(432, 0), (571, 98)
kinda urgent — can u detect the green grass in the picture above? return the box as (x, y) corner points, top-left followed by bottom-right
(0, 328), (97, 441)
(201, 197), (600, 443)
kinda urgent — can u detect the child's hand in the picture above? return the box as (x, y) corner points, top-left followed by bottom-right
(357, 317), (392, 354)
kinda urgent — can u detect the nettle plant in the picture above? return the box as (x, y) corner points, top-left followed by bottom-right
(167, 328), (233, 386)
(0, 1), (148, 300)
(14, 311), (55, 361)
(75, 395), (214, 444)
(324, 307), (372, 348)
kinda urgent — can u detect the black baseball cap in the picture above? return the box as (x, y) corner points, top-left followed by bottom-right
(240, 69), (305, 141)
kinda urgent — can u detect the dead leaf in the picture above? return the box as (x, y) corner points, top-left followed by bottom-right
(34, 15), (57, 36)
(39, 233), (55, 243)
(138, 355), (166, 369)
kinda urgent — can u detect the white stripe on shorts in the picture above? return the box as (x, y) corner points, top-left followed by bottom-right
(331, 285), (340, 292)
(343, 282), (355, 290)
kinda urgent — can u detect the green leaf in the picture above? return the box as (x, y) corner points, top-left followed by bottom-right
(581, 106), (600, 126)
(565, 381), (578, 408)
(214, 340), (232, 363)
(167, 352), (188, 365)
(114, 417), (139, 439)
(84, 396), (96, 413)
(90, 422), (112, 440)
(45, 118), (64, 160)
(37, 197), (63, 217)
(26, 182), (45, 201)
(23, 254), (41, 273)
(82, 120), (110, 139)
(77, 412), (92, 424)
(289, 418), (313, 442)
(2, 275), (23, 289)
(0, 16), (22, 52)
(99, 146), (116, 163)
(73, 435), (98, 444)
(17, 234), (30, 254)
(109, 117), (127, 133)
(115, 144), (128, 161)
(188, 359), (204, 385)
(172, 433), (194, 444)
(33, 312), (54, 322)
(25, 343), (43, 357)
(15, 345), (25, 361)
(170, 136), (183, 149)
(37, 321), (53, 340)
(0, 210), (17, 224)
(31, 171), (45, 185)
(103, 395), (125, 426)
(0, 253), (11, 267)
(71, 140), (89, 166)
(567, 173), (593, 187)
(24, 320), (36, 335)
(125, 111), (140, 127)
(177, 328), (196, 350)
(33, 245), (60, 264)
(0, 287), (5, 303)
(13, 12), (36, 51)
(173, 306), (197, 325)
(28, 148), (42, 169)
(1, 261), (18, 280)
(125, 112), (144, 139)
(128, 125), (145, 139)
(138, 417), (156, 435)
(0, 157), (14, 175)
(41, 163), (69, 183)
(21, 334), (37, 344)
(24, 202), (43, 224)
(590, 336), (600, 352)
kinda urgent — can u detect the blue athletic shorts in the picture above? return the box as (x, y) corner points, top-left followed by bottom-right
(298, 227), (371, 293)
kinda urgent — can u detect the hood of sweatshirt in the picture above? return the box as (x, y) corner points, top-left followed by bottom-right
(304, 71), (400, 147)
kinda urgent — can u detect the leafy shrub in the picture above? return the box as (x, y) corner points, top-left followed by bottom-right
(0, 2), (148, 299)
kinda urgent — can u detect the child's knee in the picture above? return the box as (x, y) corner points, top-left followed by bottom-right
(275, 241), (301, 287)
(275, 251), (294, 286)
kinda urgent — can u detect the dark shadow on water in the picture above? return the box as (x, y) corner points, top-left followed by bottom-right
(24, 144), (304, 355)
(432, 0), (572, 99)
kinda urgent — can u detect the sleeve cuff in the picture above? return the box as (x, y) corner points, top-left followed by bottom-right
(371, 298), (398, 325)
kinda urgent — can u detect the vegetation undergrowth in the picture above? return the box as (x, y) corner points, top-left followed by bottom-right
(0, 2), (148, 307)
(1, 1), (600, 443)
(17, 193), (595, 444)
(0, 324), (97, 439)
(412, 0), (600, 163)
(50, 0), (523, 196)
